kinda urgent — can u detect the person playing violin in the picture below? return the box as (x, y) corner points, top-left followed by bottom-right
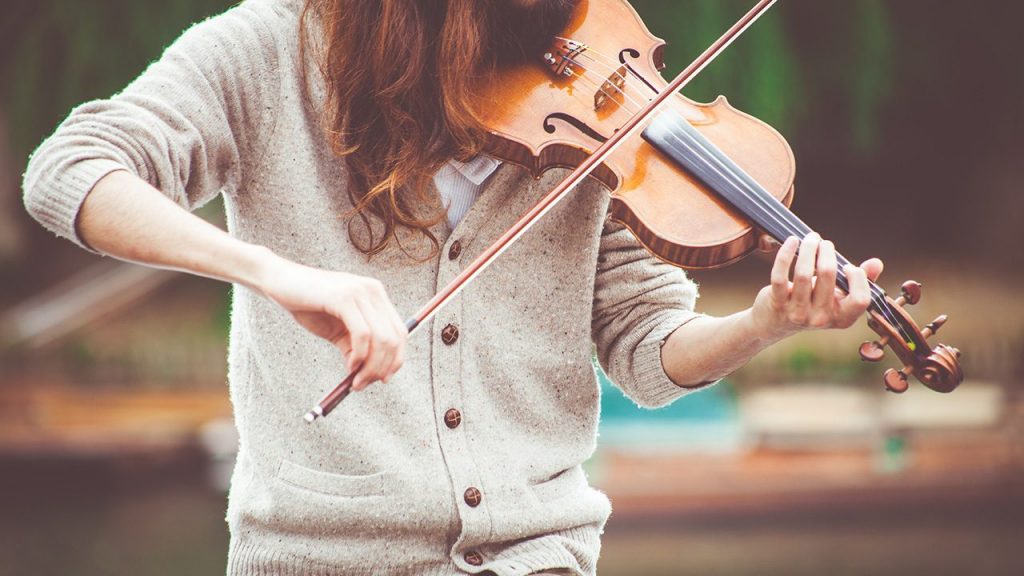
(22, 0), (882, 574)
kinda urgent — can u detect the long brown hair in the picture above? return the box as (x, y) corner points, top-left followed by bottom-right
(300, 0), (576, 258)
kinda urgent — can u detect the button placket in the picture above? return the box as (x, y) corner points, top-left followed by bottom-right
(430, 253), (490, 546)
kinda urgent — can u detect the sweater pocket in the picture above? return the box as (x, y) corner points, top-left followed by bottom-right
(276, 459), (388, 498)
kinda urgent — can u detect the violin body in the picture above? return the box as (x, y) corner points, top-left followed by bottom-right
(477, 0), (796, 269)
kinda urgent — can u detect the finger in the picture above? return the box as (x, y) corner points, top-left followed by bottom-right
(365, 282), (407, 382)
(791, 233), (820, 308)
(770, 236), (800, 304)
(812, 240), (838, 308)
(350, 339), (380, 392)
(860, 257), (884, 282)
(331, 300), (371, 374)
(375, 291), (408, 381)
(352, 298), (396, 389)
(837, 264), (872, 326)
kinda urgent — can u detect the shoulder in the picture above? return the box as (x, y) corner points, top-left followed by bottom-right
(172, 0), (303, 55)
(240, 0), (305, 28)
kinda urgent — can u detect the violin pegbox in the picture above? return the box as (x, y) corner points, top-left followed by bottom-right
(858, 280), (963, 394)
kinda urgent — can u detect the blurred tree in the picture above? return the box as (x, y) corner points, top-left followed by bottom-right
(1, 0), (235, 165)
(631, 0), (893, 148)
(0, 110), (23, 261)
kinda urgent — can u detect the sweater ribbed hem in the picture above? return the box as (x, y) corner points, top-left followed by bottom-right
(227, 538), (460, 576)
(24, 157), (128, 253)
(631, 311), (717, 408)
(228, 539), (329, 576)
(477, 524), (601, 576)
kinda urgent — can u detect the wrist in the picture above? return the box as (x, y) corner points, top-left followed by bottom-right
(743, 306), (793, 345)
(236, 243), (284, 295)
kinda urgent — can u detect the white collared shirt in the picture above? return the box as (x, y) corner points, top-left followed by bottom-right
(433, 155), (502, 229)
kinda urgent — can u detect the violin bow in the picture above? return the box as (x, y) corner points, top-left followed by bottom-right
(305, 0), (779, 422)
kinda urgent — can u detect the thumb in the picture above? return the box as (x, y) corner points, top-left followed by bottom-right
(859, 258), (884, 282)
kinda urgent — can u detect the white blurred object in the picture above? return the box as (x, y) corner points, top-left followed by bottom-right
(880, 380), (1004, 429)
(0, 261), (174, 349)
(740, 384), (881, 449)
(740, 382), (1006, 450)
(198, 417), (239, 492)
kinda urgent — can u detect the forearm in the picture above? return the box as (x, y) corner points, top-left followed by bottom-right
(78, 170), (407, 388)
(660, 308), (783, 388)
(660, 234), (881, 388)
(78, 170), (275, 291)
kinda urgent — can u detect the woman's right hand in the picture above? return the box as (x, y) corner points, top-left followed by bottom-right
(257, 255), (407, 391)
(69, 172), (405, 392)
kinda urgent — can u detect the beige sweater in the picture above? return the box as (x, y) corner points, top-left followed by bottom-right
(22, 1), (705, 574)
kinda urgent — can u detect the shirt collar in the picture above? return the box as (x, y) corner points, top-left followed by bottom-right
(448, 155), (503, 186)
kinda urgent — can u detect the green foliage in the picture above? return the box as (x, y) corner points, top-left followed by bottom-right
(850, 0), (892, 152)
(784, 346), (820, 378)
(1, 0), (235, 162)
(633, 0), (802, 132)
(631, 0), (893, 149)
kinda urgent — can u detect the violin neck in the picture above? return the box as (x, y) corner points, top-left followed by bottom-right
(642, 109), (882, 301)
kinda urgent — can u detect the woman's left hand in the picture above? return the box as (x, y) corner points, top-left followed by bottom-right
(751, 232), (884, 341)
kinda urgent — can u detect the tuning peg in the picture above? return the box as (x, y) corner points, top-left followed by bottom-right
(921, 315), (948, 340)
(883, 368), (910, 393)
(895, 281), (922, 307)
(859, 339), (887, 362)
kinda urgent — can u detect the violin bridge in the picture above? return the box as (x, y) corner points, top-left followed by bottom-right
(595, 65), (629, 111)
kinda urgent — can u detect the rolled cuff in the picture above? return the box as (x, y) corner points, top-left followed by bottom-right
(630, 310), (720, 408)
(24, 157), (130, 253)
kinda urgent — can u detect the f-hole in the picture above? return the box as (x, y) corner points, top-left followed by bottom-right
(544, 112), (610, 144)
(619, 48), (659, 95)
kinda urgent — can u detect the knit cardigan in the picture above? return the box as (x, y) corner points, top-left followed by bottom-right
(22, 1), (706, 574)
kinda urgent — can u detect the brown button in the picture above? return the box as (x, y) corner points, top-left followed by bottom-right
(448, 241), (462, 260)
(464, 551), (483, 566)
(441, 323), (459, 345)
(464, 486), (482, 507)
(444, 408), (462, 429)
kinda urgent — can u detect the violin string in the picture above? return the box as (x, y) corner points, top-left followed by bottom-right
(657, 119), (899, 316)
(561, 56), (649, 113)
(565, 41), (662, 98)
(572, 52), (655, 107)
(659, 115), (901, 318)
(656, 116), (912, 341)
(655, 112), (905, 332)
(556, 49), (911, 343)
(659, 123), (908, 337)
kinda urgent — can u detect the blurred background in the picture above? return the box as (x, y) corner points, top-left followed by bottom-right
(1, 0), (1022, 575)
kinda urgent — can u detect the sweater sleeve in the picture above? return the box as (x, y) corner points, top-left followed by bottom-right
(591, 217), (710, 408)
(22, 0), (285, 251)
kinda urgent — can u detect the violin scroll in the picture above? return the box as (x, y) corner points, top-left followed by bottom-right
(858, 280), (963, 394)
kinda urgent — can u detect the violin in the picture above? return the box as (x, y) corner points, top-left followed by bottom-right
(305, 0), (962, 422)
